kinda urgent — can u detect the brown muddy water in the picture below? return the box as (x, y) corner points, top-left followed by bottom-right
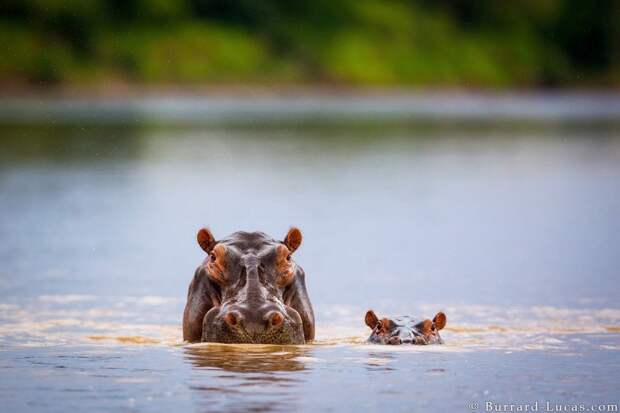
(1, 95), (620, 412)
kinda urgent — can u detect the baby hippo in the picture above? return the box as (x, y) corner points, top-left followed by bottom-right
(364, 310), (447, 345)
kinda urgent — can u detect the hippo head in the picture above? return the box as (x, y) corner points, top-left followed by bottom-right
(194, 228), (313, 344)
(364, 310), (447, 345)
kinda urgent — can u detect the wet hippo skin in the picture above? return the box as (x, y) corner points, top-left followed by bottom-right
(365, 310), (447, 345)
(183, 227), (315, 344)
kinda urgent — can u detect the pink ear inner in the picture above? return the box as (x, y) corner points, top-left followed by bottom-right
(433, 312), (447, 330)
(197, 228), (216, 253)
(365, 310), (379, 328)
(284, 227), (302, 253)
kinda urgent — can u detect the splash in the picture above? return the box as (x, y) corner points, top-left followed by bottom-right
(88, 335), (161, 345)
(0, 295), (618, 353)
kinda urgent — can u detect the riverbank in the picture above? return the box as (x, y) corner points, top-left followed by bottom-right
(2, 1), (618, 90)
(1, 89), (620, 124)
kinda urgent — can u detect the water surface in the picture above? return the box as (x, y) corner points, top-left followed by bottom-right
(1, 96), (619, 411)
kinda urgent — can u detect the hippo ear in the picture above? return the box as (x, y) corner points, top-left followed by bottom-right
(197, 228), (217, 253)
(283, 227), (302, 253)
(364, 310), (379, 329)
(433, 312), (447, 330)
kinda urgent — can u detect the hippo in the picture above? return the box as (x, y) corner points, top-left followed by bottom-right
(364, 310), (447, 345)
(183, 227), (314, 344)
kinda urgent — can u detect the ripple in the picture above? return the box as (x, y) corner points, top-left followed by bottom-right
(0, 296), (619, 354)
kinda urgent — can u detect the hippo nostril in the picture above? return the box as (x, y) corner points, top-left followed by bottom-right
(388, 336), (401, 345)
(267, 311), (284, 328)
(224, 312), (239, 327)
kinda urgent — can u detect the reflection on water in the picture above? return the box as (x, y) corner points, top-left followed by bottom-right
(1, 100), (620, 411)
(184, 345), (309, 412)
(185, 344), (309, 372)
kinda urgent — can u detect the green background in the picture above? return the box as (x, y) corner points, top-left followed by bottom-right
(1, 0), (618, 88)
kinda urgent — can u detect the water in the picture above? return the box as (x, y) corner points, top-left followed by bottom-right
(1, 95), (619, 412)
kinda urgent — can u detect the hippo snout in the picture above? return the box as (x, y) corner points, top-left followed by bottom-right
(202, 304), (305, 344)
(220, 305), (285, 334)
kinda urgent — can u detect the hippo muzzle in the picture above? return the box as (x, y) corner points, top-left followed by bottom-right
(202, 303), (305, 344)
(365, 310), (447, 345)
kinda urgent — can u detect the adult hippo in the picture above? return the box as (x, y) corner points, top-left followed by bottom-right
(364, 310), (447, 345)
(183, 227), (314, 344)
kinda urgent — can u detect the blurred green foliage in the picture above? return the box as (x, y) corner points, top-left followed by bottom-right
(0, 0), (618, 87)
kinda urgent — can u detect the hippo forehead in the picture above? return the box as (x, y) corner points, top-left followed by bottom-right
(219, 231), (281, 253)
(392, 316), (419, 327)
(390, 316), (444, 345)
(390, 317), (425, 338)
(390, 316), (424, 333)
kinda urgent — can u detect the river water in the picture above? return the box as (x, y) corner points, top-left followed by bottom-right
(1, 94), (619, 412)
